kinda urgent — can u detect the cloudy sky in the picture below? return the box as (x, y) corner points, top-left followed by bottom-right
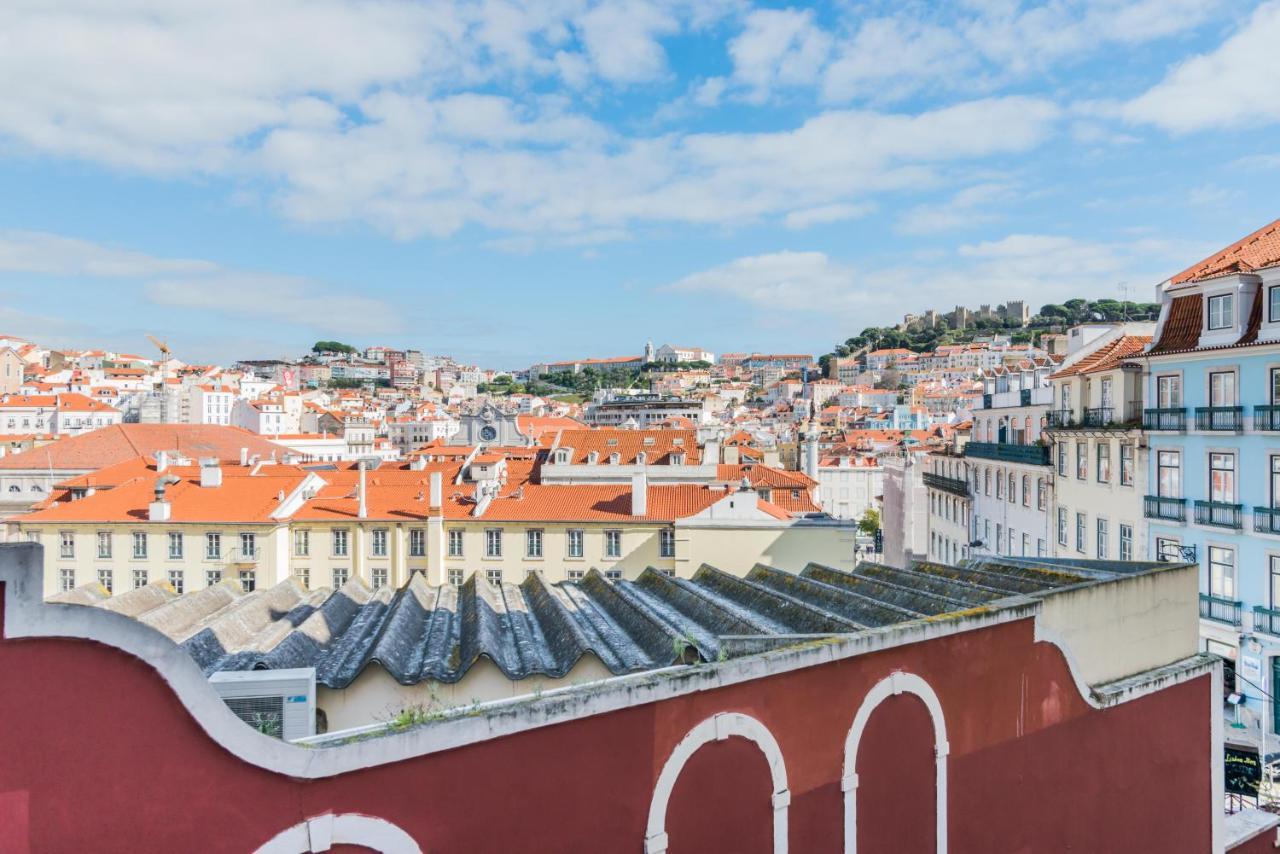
(0, 0), (1277, 366)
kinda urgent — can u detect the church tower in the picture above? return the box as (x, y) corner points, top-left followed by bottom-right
(644, 340), (655, 363)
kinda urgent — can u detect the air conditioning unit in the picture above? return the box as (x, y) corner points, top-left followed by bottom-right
(209, 668), (316, 742)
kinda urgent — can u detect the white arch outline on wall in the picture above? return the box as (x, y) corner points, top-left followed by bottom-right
(645, 711), (790, 854)
(254, 812), (421, 854)
(842, 671), (948, 854)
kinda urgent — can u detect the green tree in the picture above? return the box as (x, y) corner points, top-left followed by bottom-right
(312, 340), (358, 355)
(857, 508), (881, 536)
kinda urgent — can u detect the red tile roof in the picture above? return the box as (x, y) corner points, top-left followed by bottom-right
(1050, 336), (1152, 378)
(1172, 217), (1280, 285)
(0, 425), (288, 471)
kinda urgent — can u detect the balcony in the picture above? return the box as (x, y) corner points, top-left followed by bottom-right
(1194, 500), (1243, 529)
(1256, 405), (1280, 432)
(1200, 593), (1243, 627)
(1047, 409), (1075, 428)
(224, 547), (259, 565)
(1256, 506), (1280, 535)
(1194, 406), (1243, 432)
(1143, 407), (1186, 431)
(1144, 495), (1186, 522)
(922, 472), (969, 497)
(963, 442), (1051, 466)
(1255, 605), (1280, 636)
(1081, 407), (1114, 427)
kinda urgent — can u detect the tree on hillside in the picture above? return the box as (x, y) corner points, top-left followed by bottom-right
(312, 340), (358, 355)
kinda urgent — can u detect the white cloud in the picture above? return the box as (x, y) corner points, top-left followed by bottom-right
(146, 276), (406, 335)
(666, 250), (859, 307)
(0, 231), (217, 277)
(728, 8), (832, 102)
(822, 18), (970, 104)
(784, 203), (873, 230)
(895, 183), (1016, 235)
(1124, 1), (1280, 132)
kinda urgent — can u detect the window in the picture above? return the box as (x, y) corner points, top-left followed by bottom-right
(295, 568), (309, 589)
(1057, 442), (1067, 475)
(1076, 442), (1088, 480)
(332, 528), (348, 557)
(168, 532), (183, 559)
(1208, 546), (1235, 598)
(1270, 285), (1280, 323)
(1119, 524), (1133, 561)
(604, 529), (622, 558)
(333, 567), (349, 587)
(1100, 377), (1114, 410)
(567, 569), (585, 581)
(372, 567), (388, 588)
(240, 532), (256, 559)
(567, 528), (584, 558)
(984, 469), (991, 495)
(448, 529), (464, 557)
(606, 569), (623, 580)
(238, 570), (255, 592)
(995, 471), (1003, 499)
(97, 531), (112, 559)
(1210, 452), (1236, 503)
(1120, 444), (1134, 486)
(130, 531), (147, 559)
(98, 568), (113, 593)
(59, 568), (75, 592)
(1021, 475), (1030, 507)
(130, 568), (146, 589)
(1157, 451), (1181, 498)
(485, 528), (503, 558)
(1209, 370), (1236, 407)
(1075, 512), (1086, 553)
(1057, 507), (1068, 546)
(486, 568), (503, 585)
(59, 531), (74, 559)
(995, 523), (1003, 553)
(371, 529), (388, 557)
(660, 528), (676, 558)
(293, 529), (310, 557)
(1156, 375), (1181, 407)
(1096, 518), (1108, 559)
(167, 569), (184, 594)
(1096, 441), (1110, 483)
(1207, 293), (1234, 330)
(409, 528), (425, 557)
(206, 569), (222, 587)
(1271, 556), (1280, 609)
(526, 528), (543, 558)
(205, 532), (221, 559)
(448, 568), (464, 585)
(1007, 472), (1016, 504)
(1036, 478), (1047, 511)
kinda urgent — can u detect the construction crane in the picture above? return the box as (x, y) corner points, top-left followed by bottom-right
(147, 334), (172, 383)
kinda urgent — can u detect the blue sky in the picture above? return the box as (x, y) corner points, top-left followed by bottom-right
(1, 0), (1279, 368)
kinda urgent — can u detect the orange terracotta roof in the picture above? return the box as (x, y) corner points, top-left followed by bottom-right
(0, 425), (287, 471)
(1148, 295), (1202, 355)
(1050, 335), (1152, 378)
(550, 429), (700, 465)
(1172, 217), (1280, 285)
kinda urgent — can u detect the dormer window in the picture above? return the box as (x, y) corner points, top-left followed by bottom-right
(1207, 293), (1234, 330)
(587, 451), (599, 464)
(609, 452), (620, 465)
(671, 453), (686, 465)
(1269, 285), (1280, 323)
(636, 451), (647, 464)
(553, 449), (570, 464)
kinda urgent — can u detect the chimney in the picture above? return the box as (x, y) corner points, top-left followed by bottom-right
(429, 471), (443, 511)
(631, 470), (648, 516)
(239, 447), (249, 466)
(150, 474), (178, 521)
(410, 456), (427, 471)
(155, 450), (168, 473)
(199, 459), (222, 488)
(357, 462), (368, 519)
(723, 445), (740, 465)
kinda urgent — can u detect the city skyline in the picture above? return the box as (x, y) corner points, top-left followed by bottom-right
(2, 1), (1279, 365)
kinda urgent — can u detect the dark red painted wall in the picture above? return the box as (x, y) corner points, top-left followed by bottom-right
(855, 693), (936, 854)
(667, 735), (773, 854)
(0, 603), (1214, 853)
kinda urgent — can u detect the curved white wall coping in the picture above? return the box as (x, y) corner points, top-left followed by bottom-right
(254, 812), (421, 853)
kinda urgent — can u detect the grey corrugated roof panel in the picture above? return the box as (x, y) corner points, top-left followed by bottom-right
(914, 559), (1082, 595)
(574, 570), (680, 665)
(851, 562), (985, 611)
(689, 565), (861, 635)
(958, 557), (1095, 587)
(804, 563), (957, 617)
(99, 581), (177, 617)
(745, 564), (898, 628)
(853, 563), (1006, 605)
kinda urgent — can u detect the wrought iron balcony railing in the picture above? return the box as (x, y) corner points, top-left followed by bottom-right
(1200, 593), (1242, 627)
(963, 442), (1051, 466)
(1082, 406), (1114, 427)
(1255, 605), (1280, 636)
(1256, 405), (1280, 432)
(1047, 409), (1075, 428)
(922, 472), (970, 497)
(1194, 500), (1243, 529)
(1256, 506), (1280, 535)
(1144, 495), (1186, 521)
(1143, 407), (1186, 431)
(1194, 406), (1243, 432)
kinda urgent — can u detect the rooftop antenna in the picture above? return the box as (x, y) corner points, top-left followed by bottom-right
(1118, 281), (1131, 320)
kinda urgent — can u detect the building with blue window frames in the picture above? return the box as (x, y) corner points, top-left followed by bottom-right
(1138, 217), (1280, 751)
